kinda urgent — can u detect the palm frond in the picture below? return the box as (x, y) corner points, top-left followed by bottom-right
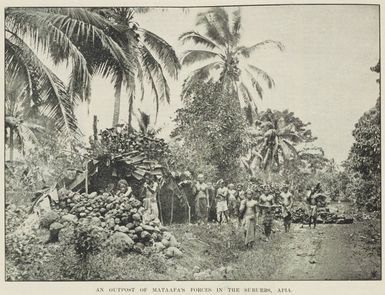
(262, 149), (273, 170)
(280, 139), (298, 159)
(179, 31), (220, 50)
(238, 81), (256, 105)
(141, 45), (170, 103)
(7, 35), (79, 136)
(180, 49), (219, 66)
(7, 8), (135, 101)
(5, 40), (34, 99)
(204, 7), (232, 42)
(247, 64), (275, 88)
(237, 40), (285, 58)
(231, 8), (241, 46)
(39, 69), (80, 137)
(141, 45), (172, 118)
(245, 69), (263, 99)
(278, 123), (295, 135)
(141, 28), (180, 78)
(196, 11), (227, 47)
(182, 62), (221, 98)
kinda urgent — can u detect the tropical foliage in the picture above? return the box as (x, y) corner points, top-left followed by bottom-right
(180, 7), (283, 109)
(5, 73), (44, 160)
(243, 109), (317, 173)
(340, 62), (381, 211)
(5, 7), (180, 140)
(93, 8), (181, 127)
(172, 81), (247, 181)
(344, 97), (380, 210)
(5, 8), (130, 136)
(4, 7), (380, 216)
(5, 128), (85, 204)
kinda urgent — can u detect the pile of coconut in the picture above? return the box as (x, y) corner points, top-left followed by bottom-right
(40, 189), (182, 258)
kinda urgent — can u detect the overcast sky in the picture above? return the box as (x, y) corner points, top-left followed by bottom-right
(73, 5), (379, 163)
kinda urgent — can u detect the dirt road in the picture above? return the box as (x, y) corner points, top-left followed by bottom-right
(171, 219), (381, 281)
(268, 223), (380, 280)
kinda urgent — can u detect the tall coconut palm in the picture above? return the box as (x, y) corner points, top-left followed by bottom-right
(5, 7), (136, 136)
(179, 7), (283, 108)
(94, 8), (181, 127)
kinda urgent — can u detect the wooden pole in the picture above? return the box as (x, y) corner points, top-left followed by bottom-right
(157, 191), (164, 225)
(9, 127), (14, 161)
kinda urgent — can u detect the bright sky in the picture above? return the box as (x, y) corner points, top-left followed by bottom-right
(73, 5), (379, 164)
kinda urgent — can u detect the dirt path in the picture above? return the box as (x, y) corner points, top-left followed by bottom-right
(170, 219), (380, 281)
(270, 224), (363, 280)
(237, 223), (381, 280)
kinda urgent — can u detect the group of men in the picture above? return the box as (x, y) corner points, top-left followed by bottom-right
(192, 177), (322, 246)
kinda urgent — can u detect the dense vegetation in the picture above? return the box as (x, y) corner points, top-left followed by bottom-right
(4, 6), (380, 281)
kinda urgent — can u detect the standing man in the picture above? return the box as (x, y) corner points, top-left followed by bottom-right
(143, 174), (160, 224)
(207, 182), (217, 223)
(280, 184), (293, 233)
(239, 189), (259, 248)
(227, 183), (238, 220)
(306, 183), (321, 228)
(194, 174), (210, 224)
(215, 179), (229, 224)
(259, 185), (276, 241)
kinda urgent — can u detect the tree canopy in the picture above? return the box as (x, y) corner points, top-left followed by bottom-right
(172, 81), (247, 181)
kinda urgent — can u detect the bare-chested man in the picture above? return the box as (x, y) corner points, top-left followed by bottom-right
(280, 185), (293, 232)
(306, 183), (321, 228)
(239, 189), (259, 247)
(227, 184), (238, 219)
(216, 179), (229, 224)
(258, 186), (276, 241)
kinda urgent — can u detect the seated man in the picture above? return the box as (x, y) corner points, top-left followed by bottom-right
(116, 179), (132, 198)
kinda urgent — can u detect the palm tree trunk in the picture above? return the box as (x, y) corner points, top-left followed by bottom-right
(128, 92), (134, 129)
(93, 115), (98, 141)
(112, 73), (123, 127)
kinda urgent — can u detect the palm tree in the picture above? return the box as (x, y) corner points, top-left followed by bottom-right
(5, 77), (44, 160)
(5, 8), (135, 136)
(94, 8), (181, 127)
(248, 109), (315, 172)
(179, 7), (283, 108)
